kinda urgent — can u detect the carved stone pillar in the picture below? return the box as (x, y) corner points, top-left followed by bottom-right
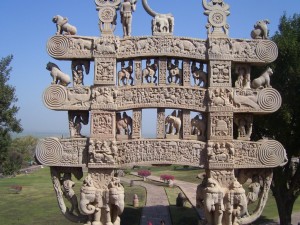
(182, 110), (191, 139)
(134, 59), (142, 86)
(156, 108), (165, 139)
(182, 60), (191, 86)
(90, 110), (116, 140)
(94, 57), (116, 86)
(158, 58), (167, 85)
(132, 109), (142, 139)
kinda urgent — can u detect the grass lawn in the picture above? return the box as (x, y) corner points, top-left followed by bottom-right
(0, 167), (146, 225)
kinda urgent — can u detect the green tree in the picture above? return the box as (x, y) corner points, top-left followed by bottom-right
(253, 14), (300, 225)
(0, 55), (23, 171)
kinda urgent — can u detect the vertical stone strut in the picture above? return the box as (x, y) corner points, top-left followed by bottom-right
(37, 1), (286, 225)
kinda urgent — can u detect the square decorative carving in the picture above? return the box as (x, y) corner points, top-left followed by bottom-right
(91, 110), (115, 139)
(208, 112), (233, 140)
(209, 61), (232, 87)
(94, 57), (116, 85)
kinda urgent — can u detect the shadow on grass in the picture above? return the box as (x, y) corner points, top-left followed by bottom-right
(121, 206), (142, 225)
(251, 216), (277, 225)
(169, 205), (199, 225)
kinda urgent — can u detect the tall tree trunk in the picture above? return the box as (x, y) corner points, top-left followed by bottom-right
(273, 190), (295, 225)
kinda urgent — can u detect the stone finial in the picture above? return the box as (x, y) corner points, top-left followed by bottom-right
(251, 19), (270, 39)
(94, 0), (121, 36)
(142, 0), (174, 36)
(202, 0), (230, 38)
(52, 15), (77, 35)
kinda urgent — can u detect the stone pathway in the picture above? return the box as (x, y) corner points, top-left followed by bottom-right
(121, 177), (172, 225)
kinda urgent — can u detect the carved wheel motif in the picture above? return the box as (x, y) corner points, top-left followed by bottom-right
(257, 88), (281, 112)
(258, 140), (286, 167)
(43, 85), (68, 108)
(99, 7), (116, 23)
(36, 138), (63, 165)
(256, 40), (278, 63)
(47, 36), (70, 57)
(209, 10), (227, 27)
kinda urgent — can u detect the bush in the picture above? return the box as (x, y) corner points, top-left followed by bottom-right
(160, 174), (175, 182)
(2, 151), (23, 176)
(137, 170), (151, 177)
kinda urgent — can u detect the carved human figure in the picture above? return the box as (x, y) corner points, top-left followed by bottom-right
(234, 115), (253, 141)
(247, 176), (261, 204)
(235, 66), (251, 89)
(62, 173), (80, 215)
(142, 59), (158, 84)
(167, 60), (182, 84)
(73, 65), (84, 86)
(191, 62), (207, 87)
(251, 20), (270, 39)
(120, 0), (137, 37)
(52, 15), (77, 35)
(69, 112), (89, 138)
(118, 61), (133, 86)
(46, 62), (71, 86)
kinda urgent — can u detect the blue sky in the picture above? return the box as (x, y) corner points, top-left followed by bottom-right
(1, 0), (299, 136)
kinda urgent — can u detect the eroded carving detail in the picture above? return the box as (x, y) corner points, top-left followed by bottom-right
(91, 111), (115, 139)
(94, 58), (116, 85)
(210, 61), (231, 87)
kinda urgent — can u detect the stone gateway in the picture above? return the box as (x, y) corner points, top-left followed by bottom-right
(36, 0), (287, 225)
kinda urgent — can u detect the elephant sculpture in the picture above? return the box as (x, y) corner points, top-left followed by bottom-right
(250, 19), (270, 39)
(165, 115), (181, 135)
(46, 62), (71, 86)
(80, 175), (125, 225)
(202, 178), (225, 225)
(191, 115), (206, 137)
(142, 0), (174, 35)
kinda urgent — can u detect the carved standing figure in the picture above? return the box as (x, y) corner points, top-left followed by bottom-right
(52, 15), (77, 35)
(251, 19), (270, 39)
(46, 62), (71, 86)
(120, 0), (137, 37)
(142, 59), (158, 84)
(116, 112), (132, 135)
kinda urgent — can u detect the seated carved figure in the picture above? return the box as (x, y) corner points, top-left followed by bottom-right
(251, 19), (270, 39)
(251, 67), (273, 89)
(53, 15), (77, 35)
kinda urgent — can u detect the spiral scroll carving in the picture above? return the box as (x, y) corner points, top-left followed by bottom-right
(258, 140), (287, 167)
(257, 88), (281, 112)
(47, 36), (70, 57)
(36, 138), (63, 165)
(256, 40), (278, 63)
(43, 85), (68, 109)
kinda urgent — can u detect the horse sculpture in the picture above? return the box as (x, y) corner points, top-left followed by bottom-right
(191, 62), (207, 87)
(167, 60), (182, 84)
(118, 61), (133, 86)
(142, 59), (158, 84)
(46, 62), (71, 86)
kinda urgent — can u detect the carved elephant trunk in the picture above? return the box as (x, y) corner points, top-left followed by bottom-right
(79, 186), (98, 215)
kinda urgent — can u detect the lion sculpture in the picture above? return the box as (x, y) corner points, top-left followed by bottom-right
(251, 19), (270, 39)
(251, 67), (273, 89)
(53, 15), (77, 35)
(46, 62), (71, 86)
